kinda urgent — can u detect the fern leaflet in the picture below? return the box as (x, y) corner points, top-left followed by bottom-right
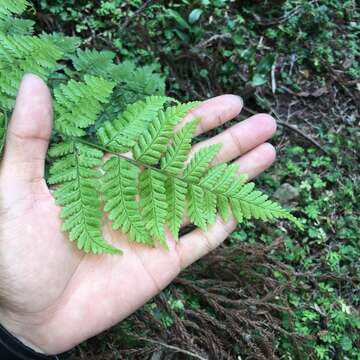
(54, 75), (115, 137)
(97, 96), (172, 152)
(0, 34), (63, 109)
(139, 169), (168, 246)
(48, 141), (120, 254)
(165, 177), (187, 239)
(161, 119), (198, 174)
(103, 157), (151, 245)
(188, 184), (207, 230)
(183, 143), (222, 183)
(133, 102), (200, 164)
(68, 48), (116, 78)
(0, 0), (29, 17)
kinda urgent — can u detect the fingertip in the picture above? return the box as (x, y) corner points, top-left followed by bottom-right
(234, 142), (277, 180)
(11, 73), (53, 139)
(20, 73), (50, 95)
(211, 94), (243, 116)
(186, 94), (244, 136)
(256, 114), (277, 136)
(261, 142), (277, 164)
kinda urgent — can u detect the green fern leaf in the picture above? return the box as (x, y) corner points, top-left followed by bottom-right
(0, 34), (63, 109)
(69, 49), (116, 78)
(39, 33), (80, 56)
(48, 141), (120, 254)
(217, 194), (230, 222)
(230, 198), (244, 223)
(133, 102), (200, 165)
(0, 0), (29, 16)
(139, 169), (168, 246)
(161, 119), (198, 174)
(233, 186), (294, 222)
(183, 143), (222, 183)
(214, 164), (239, 189)
(94, 62), (167, 134)
(49, 89), (300, 251)
(103, 156), (151, 245)
(54, 75), (115, 137)
(165, 177), (187, 240)
(203, 190), (217, 224)
(97, 96), (172, 152)
(198, 164), (226, 189)
(0, 18), (34, 35)
(187, 184), (207, 230)
(111, 62), (166, 96)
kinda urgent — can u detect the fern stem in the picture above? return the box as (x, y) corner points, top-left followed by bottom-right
(73, 137), (159, 172)
(71, 138), (227, 195)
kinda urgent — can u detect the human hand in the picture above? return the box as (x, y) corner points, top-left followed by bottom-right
(0, 74), (276, 355)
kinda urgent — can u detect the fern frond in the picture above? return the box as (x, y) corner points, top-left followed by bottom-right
(111, 62), (166, 96)
(0, 0), (29, 16)
(139, 169), (168, 246)
(188, 184), (207, 230)
(48, 141), (120, 254)
(165, 177), (187, 239)
(133, 102), (200, 165)
(232, 186), (295, 222)
(94, 62), (166, 132)
(161, 119), (198, 174)
(183, 143), (222, 183)
(97, 96), (172, 153)
(0, 0), (32, 35)
(103, 156), (151, 245)
(69, 49), (116, 78)
(54, 75), (115, 137)
(0, 18), (34, 35)
(203, 190), (217, 224)
(0, 34), (63, 109)
(39, 33), (80, 56)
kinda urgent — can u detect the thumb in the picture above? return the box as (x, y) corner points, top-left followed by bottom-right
(1, 74), (53, 184)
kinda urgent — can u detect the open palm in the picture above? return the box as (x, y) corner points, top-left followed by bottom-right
(0, 75), (277, 355)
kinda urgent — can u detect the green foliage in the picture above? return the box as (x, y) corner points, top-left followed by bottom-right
(0, 0), (34, 36)
(50, 96), (298, 253)
(39, 32), (80, 55)
(0, 0), (29, 16)
(0, 34), (63, 109)
(161, 119), (198, 174)
(38, 0), (359, 98)
(97, 96), (172, 152)
(132, 102), (200, 164)
(0, 17), (34, 35)
(68, 49), (116, 78)
(48, 141), (120, 254)
(54, 76), (115, 137)
(103, 157), (149, 244)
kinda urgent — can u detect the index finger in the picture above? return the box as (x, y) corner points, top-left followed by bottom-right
(177, 94), (243, 136)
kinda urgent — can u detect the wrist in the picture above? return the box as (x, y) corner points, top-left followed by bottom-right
(0, 313), (48, 353)
(0, 322), (70, 359)
(0, 308), (56, 356)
